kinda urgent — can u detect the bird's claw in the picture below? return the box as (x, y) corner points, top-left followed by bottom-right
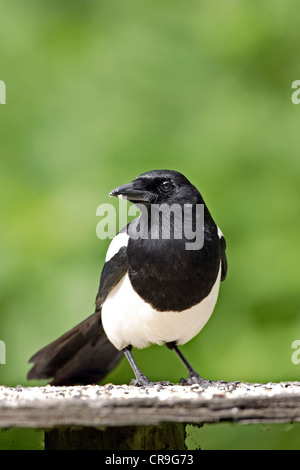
(130, 374), (155, 387)
(180, 373), (212, 388)
(130, 376), (174, 388)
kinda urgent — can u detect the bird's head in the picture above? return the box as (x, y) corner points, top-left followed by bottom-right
(109, 169), (201, 206)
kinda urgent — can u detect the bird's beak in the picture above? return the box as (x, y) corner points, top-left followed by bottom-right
(109, 182), (156, 203)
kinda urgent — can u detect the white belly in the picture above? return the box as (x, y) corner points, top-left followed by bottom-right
(101, 263), (221, 351)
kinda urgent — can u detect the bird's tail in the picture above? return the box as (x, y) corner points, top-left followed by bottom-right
(27, 312), (123, 385)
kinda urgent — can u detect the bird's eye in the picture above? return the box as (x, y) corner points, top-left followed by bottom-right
(161, 180), (172, 191)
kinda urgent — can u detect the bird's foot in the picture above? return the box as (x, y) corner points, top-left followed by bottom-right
(130, 373), (155, 387)
(180, 373), (212, 388)
(130, 375), (174, 387)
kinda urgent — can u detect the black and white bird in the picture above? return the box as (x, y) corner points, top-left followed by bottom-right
(28, 170), (227, 387)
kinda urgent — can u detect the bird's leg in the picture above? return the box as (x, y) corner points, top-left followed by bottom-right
(166, 342), (212, 387)
(123, 346), (154, 387)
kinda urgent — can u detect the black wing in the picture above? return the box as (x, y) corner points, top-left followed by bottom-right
(28, 239), (128, 385)
(219, 235), (228, 282)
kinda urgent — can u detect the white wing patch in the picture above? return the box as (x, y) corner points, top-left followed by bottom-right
(217, 226), (224, 239)
(105, 232), (129, 262)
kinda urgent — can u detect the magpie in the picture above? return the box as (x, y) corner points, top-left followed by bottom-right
(28, 170), (227, 387)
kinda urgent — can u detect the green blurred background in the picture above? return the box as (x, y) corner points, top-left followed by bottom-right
(1, 0), (300, 450)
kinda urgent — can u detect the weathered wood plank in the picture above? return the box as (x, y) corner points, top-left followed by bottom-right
(1, 381), (300, 429)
